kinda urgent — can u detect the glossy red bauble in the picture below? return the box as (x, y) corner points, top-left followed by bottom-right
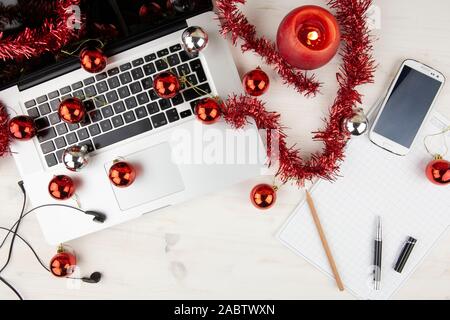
(153, 72), (180, 99)
(8, 115), (37, 140)
(58, 98), (86, 124)
(48, 175), (76, 200)
(108, 161), (136, 188)
(250, 184), (277, 210)
(80, 47), (107, 73)
(195, 98), (221, 124)
(49, 246), (77, 277)
(242, 68), (270, 96)
(425, 158), (450, 186)
(276, 5), (341, 70)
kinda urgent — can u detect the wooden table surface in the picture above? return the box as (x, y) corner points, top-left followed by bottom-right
(1, 0), (449, 300)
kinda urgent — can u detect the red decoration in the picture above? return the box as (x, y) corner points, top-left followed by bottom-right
(153, 72), (180, 99)
(195, 98), (222, 124)
(0, 104), (9, 157)
(49, 245), (77, 277)
(109, 161), (136, 188)
(48, 175), (76, 201)
(58, 98), (86, 124)
(277, 5), (341, 70)
(8, 115), (37, 140)
(242, 68), (270, 96)
(216, 0), (320, 96)
(216, 0), (375, 184)
(80, 47), (107, 73)
(250, 184), (277, 209)
(425, 157), (450, 186)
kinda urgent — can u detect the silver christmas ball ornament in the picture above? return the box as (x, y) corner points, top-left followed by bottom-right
(181, 26), (208, 56)
(63, 145), (90, 172)
(342, 108), (369, 136)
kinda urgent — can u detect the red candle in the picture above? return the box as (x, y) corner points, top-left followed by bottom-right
(277, 5), (341, 70)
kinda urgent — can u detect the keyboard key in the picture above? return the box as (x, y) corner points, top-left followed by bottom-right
(50, 99), (61, 111)
(38, 127), (56, 142)
(25, 100), (36, 108)
(141, 77), (153, 90)
(123, 110), (136, 123)
(83, 77), (95, 85)
(159, 99), (171, 110)
(179, 50), (195, 62)
(106, 90), (119, 103)
(40, 140), (55, 154)
(151, 113), (168, 128)
(48, 112), (61, 125)
(68, 123), (80, 131)
(61, 94), (72, 101)
(144, 53), (156, 62)
(95, 72), (107, 81)
(186, 74), (198, 87)
(125, 97), (138, 109)
(28, 107), (40, 119)
(100, 119), (113, 132)
(38, 103), (51, 115)
(81, 117), (91, 127)
(136, 92), (149, 105)
(96, 81), (109, 94)
(88, 124), (101, 136)
(111, 115), (124, 128)
(107, 67), (119, 76)
(84, 85), (97, 98)
(180, 109), (192, 118)
(94, 95), (107, 108)
(84, 99), (95, 111)
(90, 110), (103, 122)
(129, 82), (142, 94)
(120, 63), (132, 72)
(77, 128), (89, 141)
(118, 86), (131, 99)
(157, 48), (169, 57)
(190, 59), (207, 82)
(177, 63), (190, 76)
(149, 90), (159, 101)
(54, 136), (67, 149)
(71, 81), (83, 90)
(183, 83), (211, 102)
(119, 72), (132, 85)
(135, 106), (148, 119)
(107, 76), (120, 89)
(48, 91), (59, 99)
(66, 132), (78, 144)
(78, 140), (94, 153)
(73, 90), (85, 100)
(56, 123), (68, 135)
(60, 86), (71, 95)
(166, 109), (180, 123)
(93, 118), (152, 150)
(56, 149), (65, 163)
(155, 59), (168, 71)
(132, 58), (144, 67)
(146, 102), (159, 115)
(113, 101), (126, 114)
(170, 44), (182, 52)
(167, 54), (180, 66)
(36, 95), (48, 104)
(45, 153), (58, 167)
(143, 63), (156, 76)
(35, 117), (50, 130)
(101, 105), (114, 118)
(171, 94), (184, 106)
(131, 67), (144, 80)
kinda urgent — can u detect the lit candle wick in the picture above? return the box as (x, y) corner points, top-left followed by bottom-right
(308, 31), (319, 41)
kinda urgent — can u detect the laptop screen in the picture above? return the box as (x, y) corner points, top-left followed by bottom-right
(0, 0), (212, 90)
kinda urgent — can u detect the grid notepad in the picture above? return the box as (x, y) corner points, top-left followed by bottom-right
(278, 112), (450, 300)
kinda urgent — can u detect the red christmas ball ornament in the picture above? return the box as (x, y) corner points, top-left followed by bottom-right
(48, 175), (76, 200)
(425, 156), (450, 186)
(109, 161), (136, 188)
(250, 184), (277, 210)
(80, 46), (107, 73)
(8, 115), (37, 140)
(153, 72), (180, 99)
(242, 68), (270, 96)
(58, 98), (86, 124)
(49, 245), (77, 277)
(195, 98), (221, 124)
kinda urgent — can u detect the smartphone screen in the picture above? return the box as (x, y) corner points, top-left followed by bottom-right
(373, 66), (442, 148)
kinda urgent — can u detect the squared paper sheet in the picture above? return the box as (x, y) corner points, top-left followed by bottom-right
(278, 112), (450, 300)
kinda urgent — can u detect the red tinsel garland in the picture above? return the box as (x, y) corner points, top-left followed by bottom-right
(216, 0), (320, 97)
(219, 0), (376, 184)
(0, 103), (9, 157)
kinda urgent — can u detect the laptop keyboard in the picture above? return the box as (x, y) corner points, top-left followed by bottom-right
(23, 43), (212, 168)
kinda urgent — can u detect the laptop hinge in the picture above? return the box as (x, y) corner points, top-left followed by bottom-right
(18, 20), (188, 92)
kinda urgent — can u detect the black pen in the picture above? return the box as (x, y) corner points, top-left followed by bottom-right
(373, 216), (382, 290)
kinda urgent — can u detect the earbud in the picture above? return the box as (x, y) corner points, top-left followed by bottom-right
(81, 272), (102, 283)
(84, 211), (107, 223)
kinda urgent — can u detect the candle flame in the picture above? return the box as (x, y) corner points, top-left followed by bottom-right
(307, 31), (319, 41)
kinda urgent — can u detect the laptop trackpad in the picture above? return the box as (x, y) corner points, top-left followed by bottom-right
(106, 142), (185, 211)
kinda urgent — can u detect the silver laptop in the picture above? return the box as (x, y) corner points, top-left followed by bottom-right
(1, 1), (265, 244)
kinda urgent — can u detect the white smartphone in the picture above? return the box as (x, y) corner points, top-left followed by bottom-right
(370, 59), (445, 156)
